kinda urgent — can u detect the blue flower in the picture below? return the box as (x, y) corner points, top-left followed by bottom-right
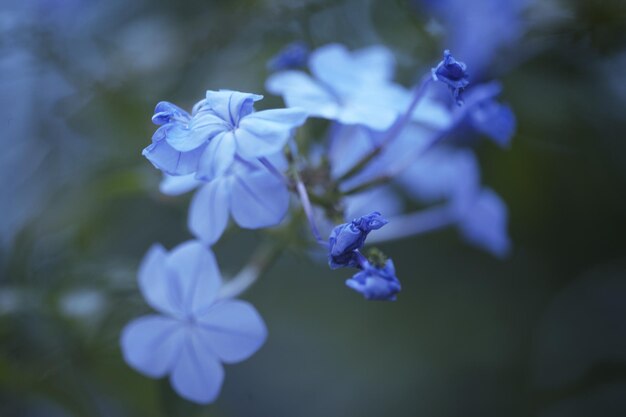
(397, 147), (511, 257)
(469, 98), (516, 148)
(398, 146), (480, 216)
(143, 90), (307, 179)
(432, 50), (469, 104)
(158, 154), (287, 245)
(328, 212), (388, 269)
(457, 188), (511, 258)
(417, 0), (529, 75)
(120, 241), (267, 404)
(346, 259), (401, 301)
(266, 44), (408, 131)
(267, 41), (309, 71)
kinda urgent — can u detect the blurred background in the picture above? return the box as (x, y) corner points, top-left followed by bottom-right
(1, 0), (626, 416)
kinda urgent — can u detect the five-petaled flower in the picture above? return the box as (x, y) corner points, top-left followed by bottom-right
(120, 241), (267, 404)
(266, 44), (409, 131)
(143, 90), (307, 180)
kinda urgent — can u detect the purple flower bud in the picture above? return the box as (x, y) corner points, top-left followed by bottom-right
(328, 212), (388, 269)
(432, 50), (469, 104)
(345, 259), (401, 301)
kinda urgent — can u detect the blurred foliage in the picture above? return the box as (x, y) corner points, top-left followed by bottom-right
(1, 0), (626, 416)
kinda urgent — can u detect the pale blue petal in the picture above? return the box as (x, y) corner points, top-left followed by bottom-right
(165, 241), (222, 315)
(337, 100), (399, 131)
(120, 315), (185, 378)
(459, 188), (511, 258)
(138, 244), (181, 316)
(350, 45), (396, 82)
(344, 186), (403, 220)
(195, 300), (267, 364)
(265, 71), (340, 119)
(205, 90), (263, 125)
(170, 332), (224, 404)
(410, 96), (454, 129)
(470, 100), (516, 147)
(197, 131), (236, 181)
(152, 101), (190, 125)
(235, 108), (307, 158)
(185, 110), (230, 150)
(230, 170), (289, 229)
(309, 44), (395, 96)
(188, 179), (232, 245)
(159, 174), (201, 196)
(398, 146), (480, 215)
(328, 124), (376, 180)
(142, 128), (206, 176)
(163, 123), (203, 152)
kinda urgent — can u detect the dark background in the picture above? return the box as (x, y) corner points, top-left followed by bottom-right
(1, 0), (626, 416)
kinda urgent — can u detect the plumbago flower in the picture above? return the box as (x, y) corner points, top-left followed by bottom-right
(266, 44), (408, 131)
(159, 154), (290, 245)
(125, 42), (519, 405)
(143, 89), (307, 179)
(121, 241), (267, 404)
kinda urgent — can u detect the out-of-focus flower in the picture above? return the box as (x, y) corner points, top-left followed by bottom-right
(267, 41), (309, 71)
(266, 44), (408, 131)
(346, 259), (401, 301)
(143, 90), (307, 180)
(468, 99), (516, 148)
(398, 146), (480, 215)
(457, 188), (511, 258)
(418, 0), (531, 75)
(328, 212), (388, 269)
(432, 50), (469, 104)
(120, 241), (267, 404)
(397, 147), (511, 257)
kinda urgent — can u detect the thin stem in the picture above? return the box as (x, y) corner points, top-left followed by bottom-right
(335, 74), (432, 183)
(217, 243), (282, 299)
(287, 140), (328, 245)
(367, 205), (455, 244)
(294, 172), (325, 245)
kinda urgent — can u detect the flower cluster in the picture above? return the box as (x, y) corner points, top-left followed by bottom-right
(122, 43), (516, 404)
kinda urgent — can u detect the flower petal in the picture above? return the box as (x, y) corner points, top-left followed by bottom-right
(195, 300), (267, 364)
(159, 174), (201, 196)
(230, 169), (289, 229)
(186, 110), (230, 148)
(170, 332), (224, 404)
(138, 244), (181, 316)
(337, 99), (399, 131)
(309, 44), (395, 96)
(162, 123), (203, 153)
(120, 315), (185, 378)
(152, 101), (190, 125)
(188, 179), (232, 245)
(166, 240), (222, 314)
(235, 108), (307, 158)
(458, 188), (511, 258)
(205, 90), (263, 125)
(197, 131), (236, 181)
(142, 128), (206, 176)
(265, 70), (340, 119)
